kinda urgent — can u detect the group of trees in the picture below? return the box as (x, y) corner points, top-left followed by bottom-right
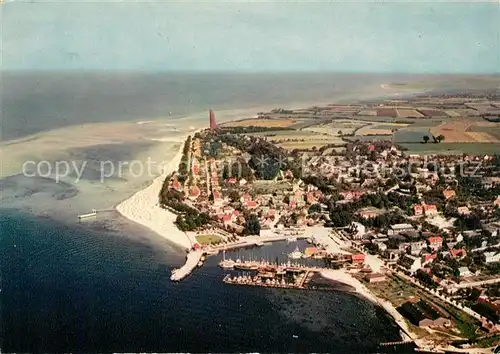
(158, 181), (212, 232)
(325, 191), (418, 229)
(422, 134), (445, 144)
(415, 269), (438, 289)
(361, 212), (408, 229)
(176, 212), (211, 232)
(244, 214), (261, 235)
(177, 136), (192, 179)
(222, 158), (254, 181)
(216, 132), (301, 180)
(308, 203), (322, 214)
(221, 126), (292, 134)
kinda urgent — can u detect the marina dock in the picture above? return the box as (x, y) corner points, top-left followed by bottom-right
(221, 260), (325, 290)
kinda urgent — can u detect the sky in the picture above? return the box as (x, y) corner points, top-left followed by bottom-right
(2, 0), (499, 73)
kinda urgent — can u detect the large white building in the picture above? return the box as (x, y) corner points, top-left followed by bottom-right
(484, 252), (500, 264)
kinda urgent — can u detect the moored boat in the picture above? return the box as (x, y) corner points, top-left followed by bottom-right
(288, 246), (303, 259)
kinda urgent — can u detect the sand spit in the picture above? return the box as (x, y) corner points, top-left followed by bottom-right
(115, 138), (193, 250)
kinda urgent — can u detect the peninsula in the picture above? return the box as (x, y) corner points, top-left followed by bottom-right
(136, 89), (500, 352)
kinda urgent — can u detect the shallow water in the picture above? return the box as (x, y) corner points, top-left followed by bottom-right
(0, 212), (403, 352)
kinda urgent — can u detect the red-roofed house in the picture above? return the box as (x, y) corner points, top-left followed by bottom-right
(289, 200), (297, 209)
(171, 176), (183, 192)
(227, 177), (237, 184)
(295, 190), (304, 198)
(457, 206), (470, 215)
(443, 188), (456, 200)
(340, 191), (365, 201)
(368, 144), (376, 152)
(351, 254), (365, 265)
(241, 194), (252, 203)
(450, 249), (467, 259)
(428, 236), (443, 250)
(306, 193), (316, 204)
(222, 214), (232, 225)
(188, 186), (201, 200)
(246, 201), (258, 209)
(414, 204), (423, 216)
(192, 162), (200, 176)
(284, 170), (294, 179)
(422, 253), (437, 264)
(423, 204), (438, 217)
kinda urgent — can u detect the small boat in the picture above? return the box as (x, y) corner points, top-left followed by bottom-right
(288, 246), (303, 259)
(292, 335), (299, 339)
(255, 241), (264, 247)
(287, 236), (297, 243)
(306, 238), (313, 244)
(197, 261), (203, 267)
(219, 260), (235, 269)
(219, 250), (235, 269)
(78, 209), (97, 219)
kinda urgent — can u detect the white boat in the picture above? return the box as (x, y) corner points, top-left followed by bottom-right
(219, 250), (235, 269)
(219, 260), (234, 269)
(306, 238), (313, 244)
(205, 249), (219, 256)
(287, 236), (297, 243)
(78, 209), (97, 219)
(288, 246), (303, 259)
(255, 241), (264, 247)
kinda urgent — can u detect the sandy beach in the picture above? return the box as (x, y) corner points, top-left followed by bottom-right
(115, 136), (194, 250)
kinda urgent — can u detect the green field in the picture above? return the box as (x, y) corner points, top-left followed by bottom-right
(196, 234), (223, 245)
(469, 126), (500, 141)
(401, 142), (500, 155)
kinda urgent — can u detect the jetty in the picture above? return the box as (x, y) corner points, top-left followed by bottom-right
(78, 209), (97, 219)
(170, 250), (204, 281)
(77, 208), (115, 219)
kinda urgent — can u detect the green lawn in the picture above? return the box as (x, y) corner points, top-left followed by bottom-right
(196, 234), (223, 245)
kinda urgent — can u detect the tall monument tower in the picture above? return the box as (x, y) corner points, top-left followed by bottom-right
(209, 109), (216, 130)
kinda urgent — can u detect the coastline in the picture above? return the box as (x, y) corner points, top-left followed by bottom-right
(320, 269), (417, 342)
(115, 135), (194, 250)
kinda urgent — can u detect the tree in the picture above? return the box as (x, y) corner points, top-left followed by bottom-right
(436, 135), (445, 143)
(244, 215), (261, 235)
(229, 190), (240, 203)
(308, 203), (322, 214)
(423, 135), (430, 144)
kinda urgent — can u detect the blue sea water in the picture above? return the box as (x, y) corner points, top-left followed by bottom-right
(0, 209), (408, 353)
